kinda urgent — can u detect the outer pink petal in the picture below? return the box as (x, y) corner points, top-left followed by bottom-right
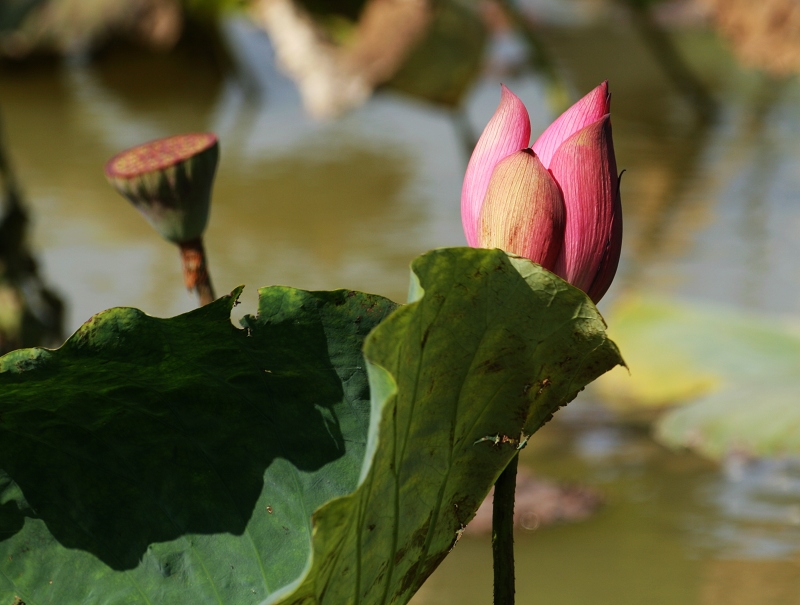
(550, 114), (621, 303)
(531, 81), (610, 170)
(585, 190), (622, 303)
(477, 149), (565, 271)
(462, 85), (531, 247)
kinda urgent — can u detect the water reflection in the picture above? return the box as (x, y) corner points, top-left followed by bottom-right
(696, 457), (800, 559)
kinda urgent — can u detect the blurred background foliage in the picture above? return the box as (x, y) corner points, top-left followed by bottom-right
(2, 0), (800, 603)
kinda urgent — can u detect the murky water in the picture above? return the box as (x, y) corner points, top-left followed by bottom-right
(416, 403), (800, 605)
(2, 14), (800, 605)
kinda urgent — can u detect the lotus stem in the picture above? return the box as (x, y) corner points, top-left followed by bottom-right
(179, 237), (216, 306)
(492, 452), (519, 605)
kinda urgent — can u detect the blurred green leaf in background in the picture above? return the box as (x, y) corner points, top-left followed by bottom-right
(596, 296), (800, 459)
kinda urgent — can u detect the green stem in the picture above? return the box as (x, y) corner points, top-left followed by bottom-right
(492, 452), (518, 605)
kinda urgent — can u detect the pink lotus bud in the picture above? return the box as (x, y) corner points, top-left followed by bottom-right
(550, 115), (621, 303)
(461, 85), (530, 247)
(478, 149), (564, 271)
(462, 82), (622, 304)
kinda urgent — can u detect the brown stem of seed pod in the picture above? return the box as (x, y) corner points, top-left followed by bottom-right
(179, 237), (216, 306)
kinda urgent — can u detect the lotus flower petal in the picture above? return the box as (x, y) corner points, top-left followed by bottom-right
(478, 149), (565, 271)
(585, 192), (622, 303)
(532, 81), (610, 169)
(550, 115), (621, 303)
(462, 85), (531, 247)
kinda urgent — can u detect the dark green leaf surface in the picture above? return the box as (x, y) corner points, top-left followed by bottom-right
(0, 248), (622, 605)
(0, 285), (397, 604)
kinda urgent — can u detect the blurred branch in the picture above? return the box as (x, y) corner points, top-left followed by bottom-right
(385, 1), (487, 108)
(619, 0), (717, 122)
(0, 0), (46, 33)
(250, 0), (432, 117)
(0, 107), (64, 354)
(0, 0), (184, 59)
(0, 110), (28, 276)
(450, 107), (478, 163)
(493, 0), (570, 112)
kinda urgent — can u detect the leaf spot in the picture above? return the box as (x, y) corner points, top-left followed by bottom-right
(449, 524), (466, 552)
(537, 378), (551, 395)
(474, 432), (529, 449)
(473, 434), (501, 446)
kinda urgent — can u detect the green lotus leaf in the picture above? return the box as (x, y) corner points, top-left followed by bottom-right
(0, 247), (621, 604)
